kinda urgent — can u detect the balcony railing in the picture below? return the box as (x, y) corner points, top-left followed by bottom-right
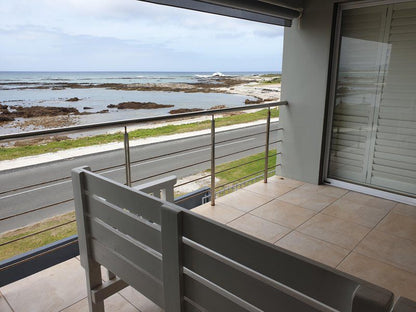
(0, 101), (287, 286)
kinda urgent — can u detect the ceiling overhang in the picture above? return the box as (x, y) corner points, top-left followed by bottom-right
(138, 0), (303, 26)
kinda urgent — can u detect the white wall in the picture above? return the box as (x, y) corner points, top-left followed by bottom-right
(279, 0), (335, 184)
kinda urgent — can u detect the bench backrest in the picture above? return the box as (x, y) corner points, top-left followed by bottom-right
(72, 167), (394, 312)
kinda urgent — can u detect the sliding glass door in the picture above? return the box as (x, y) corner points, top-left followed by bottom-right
(327, 1), (416, 197)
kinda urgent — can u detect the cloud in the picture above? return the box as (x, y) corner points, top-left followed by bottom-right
(0, 0), (284, 71)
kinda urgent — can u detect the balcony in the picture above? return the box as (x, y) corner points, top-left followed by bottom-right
(1, 176), (414, 311)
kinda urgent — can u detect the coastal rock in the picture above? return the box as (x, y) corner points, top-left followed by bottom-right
(66, 97), (80, 102)
(0, 116), (15, 122)
(245, 98), (263, 105)
(112, 102), (174, 109)
(106, 104), (117, 108)
(210, 105), (227, 110)
(169, 108), (204, 114)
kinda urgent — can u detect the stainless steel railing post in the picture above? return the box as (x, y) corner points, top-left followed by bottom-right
(210, 115), (216, 206)
(123, 126), (132, 187)
(264, 107), (271, 183)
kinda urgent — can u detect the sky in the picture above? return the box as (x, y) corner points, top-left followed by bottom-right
(0, 0), (284, 72)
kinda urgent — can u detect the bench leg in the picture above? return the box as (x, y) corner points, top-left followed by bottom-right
(86, 260), (104, 312)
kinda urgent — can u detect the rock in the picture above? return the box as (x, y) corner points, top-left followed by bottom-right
(83, 106), (93, 110)
(0, 104), (8, 109)
(66, 97), (80, 102)
(98, 109), (109, 113)
(169, 108), (204, 114)
(106, 104), (117, 108)
(0, 116), (15, 122)
(245, 98), (263, 105)
(210, 105), (227, 110)
(114, 102), (174, 109)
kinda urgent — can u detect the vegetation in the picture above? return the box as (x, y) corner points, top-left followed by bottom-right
(0, 149), (278, 261)
(0, 212), (77, 261)
(0, 108), (279, 161)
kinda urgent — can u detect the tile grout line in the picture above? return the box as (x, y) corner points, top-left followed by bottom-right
(0, 290), (15, 312)
(335, 203), (398, 269)
(57, 296), (87, 312)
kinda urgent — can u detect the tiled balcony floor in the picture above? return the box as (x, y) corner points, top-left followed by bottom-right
(1, 176), (415, 311)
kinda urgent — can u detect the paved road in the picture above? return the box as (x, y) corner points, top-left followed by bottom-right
(0, 122), (279, 233)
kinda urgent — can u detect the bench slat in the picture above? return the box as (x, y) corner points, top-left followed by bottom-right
(182, 244), (325, 312)
(84, 170), (162, 224)
(183, 273), (255, 312)
(88, 217), (162, 280)
(182, 211), (358, 312)
(90, 238), (164, 307)
(86, 194), (162, 252)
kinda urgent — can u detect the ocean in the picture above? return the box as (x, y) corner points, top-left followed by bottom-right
(0, 71), (277, 134)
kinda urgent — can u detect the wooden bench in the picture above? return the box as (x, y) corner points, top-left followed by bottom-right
(72, 166), (399, 312)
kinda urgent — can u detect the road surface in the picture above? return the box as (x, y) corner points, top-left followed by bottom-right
(0, 122), (279, 233)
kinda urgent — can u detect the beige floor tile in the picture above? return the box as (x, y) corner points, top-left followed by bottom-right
(298, 183), (349, 198)
(119, 286), (162, 312)
(278, 188), (339, 212)
(267, 175), (305, 188)
(338, 252), (416, 302)
(342, 192), (397, 210)
(0, 293), (12, 312)
(276, 231), (349, 268)
(376, 212), (416, 242)
(216, 189), (272, 212)
(62, 294), (140, 312)
(251, 199), (316, 229)
(297, 214), (371, 250)
(322, 198), (391, 228)
(244, 181), (294, 199)
(355, 230), (416, 274)
(393, 203), (416, 218)
(191, 202), (245, 224)
(0, 258), (86, 312)
(228, 214), (291, 243)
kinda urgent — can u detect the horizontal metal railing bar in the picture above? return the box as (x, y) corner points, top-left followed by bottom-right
(0, 238), (78, 272)
(269, 139), (282, 145)
(130, 142), (212, 166)
(215, 143), (267, 160)
(270, 127), (284, 132)
(174, 174), (212, 188)
(215, 165), (280, 190)
(0, 164), (125, 196)
(131, 159), (211, 184)
(0, 101), (287, 140)
(0, 219), (77, 247)
(174, 189), (211, 204)
(0, 198), (74, 222)
(215, 156), (265, 175)
(215, 153), (279, 176)
(215, 130), (266, 145)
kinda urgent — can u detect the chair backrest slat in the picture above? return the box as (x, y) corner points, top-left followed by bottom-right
(84, 169), (162, 224)
(181, 211), (358, 312)
(88, 217), (162, 280)
(90, 238), (164, 307)
(86, 194), (162, 252)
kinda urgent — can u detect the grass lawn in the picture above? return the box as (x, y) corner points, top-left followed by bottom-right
(0, 108), (279, 161)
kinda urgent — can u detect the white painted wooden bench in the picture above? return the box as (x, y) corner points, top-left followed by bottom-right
(72, 166), (398, 312)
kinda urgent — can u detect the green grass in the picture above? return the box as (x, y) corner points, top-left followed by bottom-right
(216, 150), (277, 188)
(0, 108), (279, 161)
(0, 212), (77, 261)
(0, 149), (278, 260)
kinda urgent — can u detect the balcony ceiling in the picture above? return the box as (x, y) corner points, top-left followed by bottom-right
(138, 0), (303, 26)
